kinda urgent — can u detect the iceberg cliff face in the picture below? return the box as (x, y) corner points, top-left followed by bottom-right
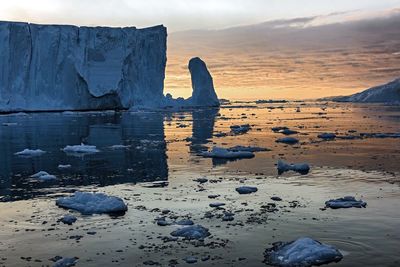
(334, 78), (400, 103)
(0, 21), (167, 112)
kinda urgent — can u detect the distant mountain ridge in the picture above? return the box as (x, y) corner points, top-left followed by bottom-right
(332, 78), (400, 103)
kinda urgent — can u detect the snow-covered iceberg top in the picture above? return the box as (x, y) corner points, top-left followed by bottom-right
(264, 237), (343, 267)
(56, 192), (128, 215)
(63, 143), (99, 154)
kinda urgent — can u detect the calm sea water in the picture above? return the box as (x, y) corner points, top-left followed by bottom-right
(0, 102), (399, 266)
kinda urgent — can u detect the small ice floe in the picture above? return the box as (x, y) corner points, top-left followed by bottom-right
(175, 219), (194, 226)
(280, 129), (299, 135)
(222, 212), (235, 221)
(58, 164), (72, 170)
(56, 192), (128, 215)
(318, 133), (337, 140)
(194, 177), (208, 184)
(360, 132), (400, 138)
(209, 202), (225, 208)
(30, 171), (57, 181)
(59, 215), (77, 225)
(141, 181), (169, 188)
(53, 257), (78, 267)
(230, 124), (251, 135)
(264, 237), (343, 267)
(277, 160), (310, 175)
(183, 256), (198, 264)
(14, 149), (46, 157)
(156, 217), (171, 226)
(200, 147), (254, 159)
(109, 144), (131, 150)
(272, 127), (298, 135)
(276, 137), (299, 145)
(272, 126), (288, 132)
(62, 143), (99, 154)
(62, 111), (77, 115)
(2, 122), (18, 126)
(228, 145), (270, 152)
(236, 186), (258, 194)
(170, 225), (211, 240)
(325, 196), (367, 209)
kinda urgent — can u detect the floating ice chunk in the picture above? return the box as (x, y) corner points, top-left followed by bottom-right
(170, 225), (210, 240)
(228, 146), (270, 152)
(53, 257), (78, 267)
(14, 149), (46, 157)
(200, 147), (254, 159)
(110, 144), (131, 149)
(183, 256), (198, 264)
(2, 122), (18, 126)
(318, 133), (336, 140)
(175, 219), (194, 226)
(230, 124), (251, 135)
(30, 171), (57, 181)
(60, 215), (77, 225)
(360, 132), (400, 138)
(276, 137), (299, 144)
(325, 196), (367, 209)
(63, 143), (99, 154)
(194, 178), (208, 184)
(236, 186), (258, 194)
(209, 202), (226, 208)
(280, 129), (299, 135)
(58, 164), (72, 170)
(272, 126), (289, 132)
(277, 160), (310, 175)
(56, 192), (128, 215)
(141, 181), (169, 188)
(264, 237), (343, 267)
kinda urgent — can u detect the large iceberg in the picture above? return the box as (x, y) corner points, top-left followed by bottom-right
(333, 78), (400, 103)
(0, 21), (167, 112)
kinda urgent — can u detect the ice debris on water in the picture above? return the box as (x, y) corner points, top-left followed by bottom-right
(60, 215), (77, 225)
(236, 186), (258, 194)
(170, 225), (211, 240)
(30, 171), (57, 181)
(264, 237), (343, 267)
(58, 164), (72, 170)
(56, 192), (128, 215)
(276, 137), (299, 144)
(200, 147), (254, 159)
(63, 143), (99, 154)
(14, 149), (46, 157)
(277, 160), (310, 175)
(53, 257), (78, 267)
(318, 133), (336, 140)
(230, 124), (251, 135)
(325, 196), (367, 209)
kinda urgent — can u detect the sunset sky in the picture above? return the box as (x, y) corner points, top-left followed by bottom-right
(1, 0), (400, 100)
